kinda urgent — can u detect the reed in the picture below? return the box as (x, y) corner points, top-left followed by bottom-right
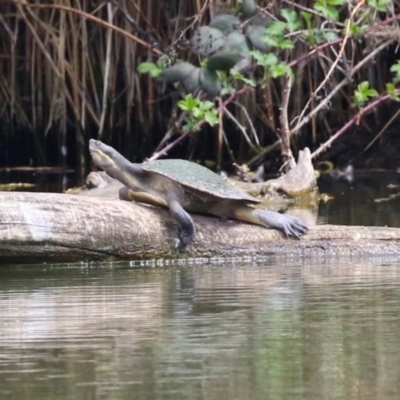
(0, 0), (398, 172)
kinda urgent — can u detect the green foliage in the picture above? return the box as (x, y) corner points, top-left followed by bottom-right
(281, 9), (302, 32)
(230, 71), (256, 87)
(390, 60), (400, 84)
(251, 51), (293, 84)
(368, 0), (392, 12)
(301, 11), (338, 45)
(139, 0), (399, 159)
(353, 81), (378, 107)
(345, 20), (368, 38)
(314, 0), (346, 21)
(386, 83), (400, 101)
(177, 94), (219, 131)
(264, 20), (294, 49)
(137, 62), (163, 78)
(251, 51), (279, 67)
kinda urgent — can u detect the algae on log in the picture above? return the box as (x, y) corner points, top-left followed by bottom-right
(1, 191), (400, 264)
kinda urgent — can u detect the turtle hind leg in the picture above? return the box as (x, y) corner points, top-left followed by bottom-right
(231, 206), (308, 239)
(254, 209), (308, 238)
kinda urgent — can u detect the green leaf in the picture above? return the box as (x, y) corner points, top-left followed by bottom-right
(137, 62), (162, 78)
(345, 20), (369, 37)
(250, 51), (279, 67)
(313, 28), (327, 44)
(366, 89), (378, 97)
(192, 108), (202, 118)
(386, 83), (395, 92)
(177, 94), (199, 111)
(199, 101), (215, 111)
(390, 60), (400, 83)
(266, 21), (287, 35)
(263, 53), (279, 66)
(305, 30), (316, 46)
(281, 8), (302, 32)
(263, 36), (281, 47)
(179, 95), (218, 129)
(368, 0), (391, 12)
(353, 81), (378, 107)
(182, 119), (198, 132)
(221, 81), (235, 96)
(231, 71), (256, 86)
(278, 39), (294, 49)
(327, 0), (346, 5)
(314, 2), (339, 21)
(322, 31), (339, 41)
(301, 11), (313, 30)
(204, 110), (219, 126)
(386, 83), (400, 101)
(271, 64), (293, 80)
(263, 24), (294, 49)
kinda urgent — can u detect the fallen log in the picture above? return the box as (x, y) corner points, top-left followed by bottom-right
(0, 191), (400, 264)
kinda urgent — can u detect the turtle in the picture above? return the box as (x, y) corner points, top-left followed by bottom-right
(89, 139), (307, 247)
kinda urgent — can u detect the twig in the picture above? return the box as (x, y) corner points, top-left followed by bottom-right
(288, 13), (400, 71)
(166, 0), (211, 54)
(224, 108), (256, 149)
(108, 0), (163, 50)
(246, 140), (282, 168)
(311, 93), (392, 159)
(149, 86), (254, 160)
(153, 110), (187, 153)
(357, 107), (400, 155)
(293, 0), (366, 134)
(232, 101), (260, 146)
(279, 74), (294, 171)
(291, 38), (393, 134)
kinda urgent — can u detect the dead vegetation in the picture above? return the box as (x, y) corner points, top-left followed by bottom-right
(0, 0), (399, 172)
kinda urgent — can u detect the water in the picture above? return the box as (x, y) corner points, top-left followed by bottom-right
(318, 172), (400, 226)
(2, 172), (400, 399)
(1, 259), (400, 400)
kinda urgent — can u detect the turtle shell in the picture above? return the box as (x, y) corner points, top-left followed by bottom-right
(141, 159), (259, 203)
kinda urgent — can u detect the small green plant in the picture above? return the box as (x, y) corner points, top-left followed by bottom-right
(344, 19), (369, 39)
(353, 81), (378, 107)
(314, 0), (346, 22)
(177, 94), (219, 131)
(386, 83), (400, 101)
(137, 62), (163, 78)
(390, 60), (400, 84)
(368, 0), (392, 12)
(263, 20), (294, 49)
(281, 9), (302, 33)
(251, 51), (293, 85)
(302, 11), (338, 45)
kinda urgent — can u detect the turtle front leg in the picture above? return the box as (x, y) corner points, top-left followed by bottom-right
(168, 199), (195, 248)
(120, 187), (194, 248)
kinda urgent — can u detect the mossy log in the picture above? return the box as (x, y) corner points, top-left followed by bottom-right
(1, 192), (400, 264)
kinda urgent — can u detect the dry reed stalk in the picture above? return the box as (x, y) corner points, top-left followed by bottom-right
(0, 0), (398, 171)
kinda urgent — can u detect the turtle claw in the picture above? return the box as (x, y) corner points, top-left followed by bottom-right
(281, 215), (308, 239)
(254, 209), (308, 239)
(178, 227), (195, 249)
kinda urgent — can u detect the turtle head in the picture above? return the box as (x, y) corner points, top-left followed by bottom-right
(89, 139), (128, 173)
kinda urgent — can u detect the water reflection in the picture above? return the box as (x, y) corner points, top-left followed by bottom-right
(1, 259), (400, 399)
(318, 172), (400, 227)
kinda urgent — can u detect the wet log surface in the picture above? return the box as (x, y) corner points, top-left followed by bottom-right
(1, 191), (400, 264)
